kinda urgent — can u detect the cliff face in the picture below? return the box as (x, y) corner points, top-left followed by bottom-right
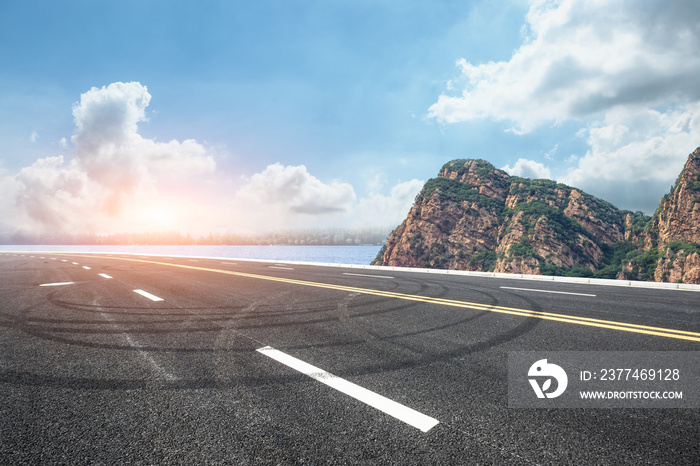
(375, 159), (639, 276)
(623, 148), (700, 283)
(648, 148), (700, 248)
(374, 149), (700, 284)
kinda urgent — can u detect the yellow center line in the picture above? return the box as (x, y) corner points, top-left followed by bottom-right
(44, 253), (700, 342)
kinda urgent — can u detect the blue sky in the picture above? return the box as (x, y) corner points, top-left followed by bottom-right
(1, 0), (699, 236)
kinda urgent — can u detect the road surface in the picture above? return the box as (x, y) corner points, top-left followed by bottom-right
(1, 252), (698, 464)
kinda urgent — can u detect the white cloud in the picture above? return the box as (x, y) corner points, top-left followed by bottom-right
(1, 82), (414, 236)
(355, 179), (424, 227)
(72, 82), (215, 191)
(30, 131), (38, 143)
(502, 158), (551, 179)
(4, 82), (218, 235)
(232, 163), (357, 230)
(560, 103), (700, 212)
(429, 0), (700, 212)
(13, 155), (96, 231)
(428, 0), (700, 132)
(232, 166), (424, 231)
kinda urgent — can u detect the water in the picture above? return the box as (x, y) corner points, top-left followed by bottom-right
(0, 244), (382, 266)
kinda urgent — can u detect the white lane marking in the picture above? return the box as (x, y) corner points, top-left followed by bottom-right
(61, 259), (67, 262)
(72, 262), (79, 265)
(500, 286), (596, 297)
(343, 272), (395, 280)
(220, 261), (237, 265)
(256, 346), (439, 432)
(133, 289), (164, 302)
(39, 282), (75, 287)
(82, 266), (91, 270)
(99, 273), (113, 279)
(269, 266), (294, 270)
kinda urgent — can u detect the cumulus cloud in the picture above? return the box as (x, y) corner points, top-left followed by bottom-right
(233, 163), (356, 229)
(6, 82), (217, 234)
(355, 179), (424, 227)
(1, 81), (408, 236)
(429, 0), (700, 212)
(560, 103), (700, 212)
(4, 81), (425, 237)
(14, 156), (93, 230)
(72, 82), (214, 191)
(429, 0), (700, 132)
(230, 165), (423, 231)
(502, 158), (551, 179)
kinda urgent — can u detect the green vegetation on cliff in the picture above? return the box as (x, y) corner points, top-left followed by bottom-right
(380, 149), (700, 285)
(375, 157), (669, 280)
(416, 177), (505, 214)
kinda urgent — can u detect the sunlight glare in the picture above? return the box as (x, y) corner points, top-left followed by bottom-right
(137, 202), (178, 230)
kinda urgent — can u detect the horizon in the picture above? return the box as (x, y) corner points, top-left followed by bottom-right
(0, 226), (394, 246)
(2, 1), (699, 238)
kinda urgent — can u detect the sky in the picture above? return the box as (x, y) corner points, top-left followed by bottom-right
(1, 0), (699, 237)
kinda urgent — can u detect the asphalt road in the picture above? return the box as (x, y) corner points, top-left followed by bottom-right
(1, 252), (698, 464)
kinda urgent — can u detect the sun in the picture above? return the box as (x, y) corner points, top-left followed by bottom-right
(148, 208), (172, 225)
(136, 202), (178, 230)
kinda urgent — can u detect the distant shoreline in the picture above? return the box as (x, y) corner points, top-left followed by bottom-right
(0, 244), (383, 266)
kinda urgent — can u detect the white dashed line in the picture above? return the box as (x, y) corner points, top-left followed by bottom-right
(256, 346), (439, 432)
(133, 289), (164, 301)
(500, 286), (596, 297)
(342, 272), (394, 279)
(72, 262), (79, 265)
(99, 273), (113, 279)
(269, 266), (294, 270)
(39, 282), (75, 287)
(82, 266), (91, 270)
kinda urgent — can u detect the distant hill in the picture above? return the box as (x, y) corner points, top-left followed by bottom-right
(373, 148), (700, 284)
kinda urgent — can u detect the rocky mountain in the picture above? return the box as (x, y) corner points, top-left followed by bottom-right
(373, 148), (700, 284)
(622, 148), (700, 283)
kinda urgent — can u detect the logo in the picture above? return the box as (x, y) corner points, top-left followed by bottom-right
(528, 359), (568, 399)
